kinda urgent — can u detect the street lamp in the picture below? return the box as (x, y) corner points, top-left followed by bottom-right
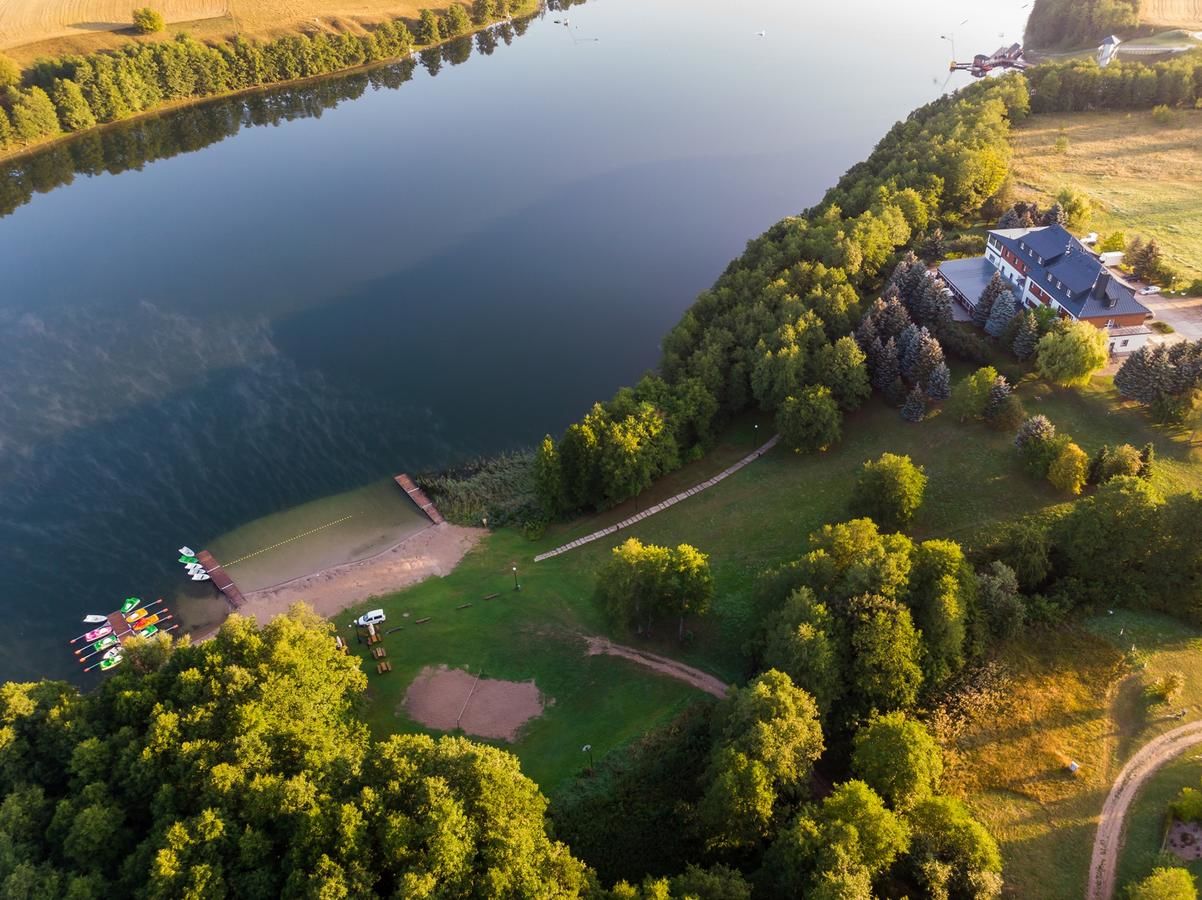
(512, 565), (520, 591)
(582, 744), (594, 775)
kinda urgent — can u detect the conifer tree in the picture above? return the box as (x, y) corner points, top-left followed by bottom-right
(877, 297), (912, 342)
(8, 86), (60, 144)
(0, 106), (12, 150)
(873, 338), (901, 393)
(1042, 202), (1067, 226)
(897, 324), (923, 379)
(914, 333), (946, 387)
(901, 385), (927, 423)
(984, 290), (1017, 339)
(1114, 346), (1158, 404)
(921, 227), (946, 263)
(856, 303), (882, 352)
(1140, 442), (1156, 479)
(1012, 310), (1040, 360)
(973, 273), (1004, 329)
(925, 362), (952, 402)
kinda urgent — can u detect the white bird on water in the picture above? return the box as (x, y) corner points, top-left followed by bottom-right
(755, 30), (766, 37)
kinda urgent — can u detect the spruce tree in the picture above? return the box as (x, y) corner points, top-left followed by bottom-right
(9, 86), (61, 144)
(873, 338), (901, 393)
(855, 306), (881, 353)
(984, 377), (1012, 420)
(973, 274), (1004, 329)
(1012, 311), (1040, 361)
(877, 298), (912, 343)
(1140, 442), (1156, 480)
(901, 385), (927, 423)
(985, 290), (1018, 339)
(925, 363), (952, 402)
(930, 285), (954, 334)
(921, 227), (946, 263)
(1114, 346), (1157, 404)
(897, 324), (923, 379)
(0, 107), (11, 150)
(914, 333), (946, 386)
(1042, 202), (1067, 226)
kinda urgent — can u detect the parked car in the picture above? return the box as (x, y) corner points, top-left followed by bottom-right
(355, 609), (386, 627)
(1138, 286), (1162, 296)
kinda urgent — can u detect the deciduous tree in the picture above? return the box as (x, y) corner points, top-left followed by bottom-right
(849, 453), (927, 532)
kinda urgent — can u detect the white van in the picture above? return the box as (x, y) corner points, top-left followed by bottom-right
(355, 609), (386, 627)
(1138, 285), (1162, 296)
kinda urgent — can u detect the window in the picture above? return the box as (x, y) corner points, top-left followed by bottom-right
(1106, 319), (1115, 328)
(1121, 339), (1130, 347)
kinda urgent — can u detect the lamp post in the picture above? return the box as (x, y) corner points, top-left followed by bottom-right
(582, 744), (594, 775)
(512, 565), (520, 592)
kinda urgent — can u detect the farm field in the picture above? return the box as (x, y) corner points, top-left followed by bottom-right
(1141, 0), (1202, 29)
(0, 0), (457, 66)
(342, 371), (1202, 802)
(1011, 109), (1202, 281)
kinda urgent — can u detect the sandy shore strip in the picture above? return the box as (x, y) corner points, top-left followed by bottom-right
(233, 523), (483, 626)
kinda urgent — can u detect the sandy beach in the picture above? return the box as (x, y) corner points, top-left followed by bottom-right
(234, 523), (483, 626)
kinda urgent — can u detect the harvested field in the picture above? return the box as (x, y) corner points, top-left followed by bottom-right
(1141, 0), (1202, 29)
(403, 665), (544, 742)
(0, 0), (228, 50)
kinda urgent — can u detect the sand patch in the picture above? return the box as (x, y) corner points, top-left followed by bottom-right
(403, 665), (544, 742)
(235, 523), (482, 627)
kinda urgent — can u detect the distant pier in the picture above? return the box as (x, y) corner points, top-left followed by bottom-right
(197, 550), (246, 609)
(394, 473), (445, 525)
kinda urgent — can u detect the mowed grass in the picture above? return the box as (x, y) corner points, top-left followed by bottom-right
(344, 368), (1202, 801)
(946, 610), (1202, 899)
(1011, 109), (1202, 280)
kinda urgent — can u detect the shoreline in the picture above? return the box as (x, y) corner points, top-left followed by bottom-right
(0, 0), (542, 167)
(195, 522), (484, 636)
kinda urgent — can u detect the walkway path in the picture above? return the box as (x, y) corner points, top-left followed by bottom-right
(534, 434), (780, 562)
(1087, 720), (1202, 900)
(582, 635), (728, 699)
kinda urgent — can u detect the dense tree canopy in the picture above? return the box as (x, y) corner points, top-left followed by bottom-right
(1036, 320), (1109, 387)
(850, 453), (927, 531)
(0, 607), (591, 898)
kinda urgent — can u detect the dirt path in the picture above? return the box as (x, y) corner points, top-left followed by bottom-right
(582, 636), (728, 699)
(1087, 720), (1202, 900)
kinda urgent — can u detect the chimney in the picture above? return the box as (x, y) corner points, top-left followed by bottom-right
(1094, 271), (1117, 307)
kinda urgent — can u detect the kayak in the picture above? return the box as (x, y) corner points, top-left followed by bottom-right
(140, 624), (160, 638)
(125, 608), (148, 623)
(98, 656), (123, 671)
(82, 614), (107, 625)
(133, 614), (161, 632)
(120, 597), (141, 614)
(191, 573), (211, 581)
(178, 546), (195, 557)
(179, 555), (198, 564)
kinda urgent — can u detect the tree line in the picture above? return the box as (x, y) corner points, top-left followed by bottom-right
(533, 75), (1031, 515)
(1025, 52), (1202, 113)
(0, 0), (532, 156)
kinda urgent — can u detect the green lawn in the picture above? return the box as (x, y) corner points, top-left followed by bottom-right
(343, 365), (1202, 806)
(1116, 753), (1202, 890)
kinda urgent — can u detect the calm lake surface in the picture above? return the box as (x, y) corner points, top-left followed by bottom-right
(0, 0), (1028, 681)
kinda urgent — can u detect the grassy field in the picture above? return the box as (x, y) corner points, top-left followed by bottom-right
(337, 369), (1202, 804)
(1011, 109), (1202, 281)
(1116, 751), (1202, 887)
(946, 610), (1202, 898)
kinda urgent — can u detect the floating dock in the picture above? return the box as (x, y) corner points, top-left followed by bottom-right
(394, 473), (445, 525)
(197, 550), (246, 609)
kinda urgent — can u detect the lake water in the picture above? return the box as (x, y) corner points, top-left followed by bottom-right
(0, 0), (1029, 682)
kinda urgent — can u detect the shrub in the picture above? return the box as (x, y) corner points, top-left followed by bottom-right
(1128, 867), (1198, 900)
(1099, 231), (1126, 253)
(948, 367), (999, 422)
(1152, 104), (1180, 126)
(0, 53), (20, 89)
(1091, 443), (1144, 484)
(984, 378), (1026, 431)
(416, 451), (538, 526)
(1048, 441), (1089, 495)
(850, 453), (928, 531)
(1172, 787), (1202, 823)
(1147, 671), (1185, 706)
(1015, 415), (1062, 477)
(132, 7), (165, 33)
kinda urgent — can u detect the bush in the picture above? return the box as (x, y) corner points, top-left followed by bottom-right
(1148, 671), (1185, 706)
(1172, 787), (1202, 824)
(416, 451), (538, 526)
(1128, 866), (1198, 900)
(1048, 441), (1089, 495)
(1091, 443), (1145, 484)
(1015, 415), (1063, 477)
(850, 453), (928, 531)
(1152, 104), (1180, 127)
(0, 53), (20, 89)
(132, 7), (165, 33)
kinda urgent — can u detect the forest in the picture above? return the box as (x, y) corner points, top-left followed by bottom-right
(1025, 0), (1142, 48)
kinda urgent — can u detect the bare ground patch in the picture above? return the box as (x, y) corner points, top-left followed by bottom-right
(402, 665), (544, 742)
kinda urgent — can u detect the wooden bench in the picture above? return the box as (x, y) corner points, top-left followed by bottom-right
(456, 603), (472, 610)
(371, 646), (387, 659)
(376, 661), (392, 674)
(415, 617), (431, 625)
(483, 593), (500, 601)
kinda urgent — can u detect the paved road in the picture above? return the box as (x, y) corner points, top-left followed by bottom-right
(1142, 293), (1202, 342)
(1087, 721), (1202, 900)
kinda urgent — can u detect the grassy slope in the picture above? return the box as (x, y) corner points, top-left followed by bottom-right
(946, 610), (1202, 898)
(1117, 752), (1202, 887)
(345, 369), (1202, 800)
(1141, 0), (1202, 29)
(1010, 109), (1202, 281)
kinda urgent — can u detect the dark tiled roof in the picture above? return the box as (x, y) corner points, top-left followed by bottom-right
(987, 226), (1151, 320)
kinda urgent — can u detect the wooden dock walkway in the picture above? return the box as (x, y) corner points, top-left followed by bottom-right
(197, 550), (246, 609)
(533, 434), (780, 563)
(394, 473), (445, 525)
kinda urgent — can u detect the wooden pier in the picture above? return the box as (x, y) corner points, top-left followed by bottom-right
(394, 473), (445, 525)
(197, 550), (246, 609)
